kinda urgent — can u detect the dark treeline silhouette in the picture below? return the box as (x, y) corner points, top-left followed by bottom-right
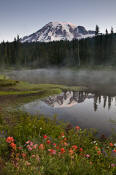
(0, 32), (116, 68)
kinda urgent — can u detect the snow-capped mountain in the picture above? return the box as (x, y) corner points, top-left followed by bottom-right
(21, 22), (95, 43)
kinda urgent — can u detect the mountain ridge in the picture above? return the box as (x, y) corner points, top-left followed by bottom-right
(21, 22), (95, 43)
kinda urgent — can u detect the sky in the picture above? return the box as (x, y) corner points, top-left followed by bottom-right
(0, 0), (116, 42)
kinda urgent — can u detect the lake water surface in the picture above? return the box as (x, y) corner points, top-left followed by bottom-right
(5, 68), (116, 136)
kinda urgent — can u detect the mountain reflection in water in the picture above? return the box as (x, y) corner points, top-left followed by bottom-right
(44, 91), (115, 111)
(22, 91), (116, 136)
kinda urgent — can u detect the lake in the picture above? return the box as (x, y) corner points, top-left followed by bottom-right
(5, 68), (116, 136)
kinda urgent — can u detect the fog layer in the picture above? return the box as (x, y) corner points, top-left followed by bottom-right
(4, 68), (116, 96)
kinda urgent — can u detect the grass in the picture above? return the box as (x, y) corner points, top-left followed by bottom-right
(0, 75), (87, 111)
(0, 75), (116, 174)
(0, 111), (116, 175)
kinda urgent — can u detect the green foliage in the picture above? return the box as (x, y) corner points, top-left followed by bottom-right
(0, 111), (116, 174)
(5, 112), (63, 144)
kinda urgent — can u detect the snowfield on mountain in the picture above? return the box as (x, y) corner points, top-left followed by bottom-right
(21, 22), (95, 43)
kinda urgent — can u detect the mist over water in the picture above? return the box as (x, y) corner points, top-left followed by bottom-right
(5, 68), (116, 95)
(3, 68), (116, 136)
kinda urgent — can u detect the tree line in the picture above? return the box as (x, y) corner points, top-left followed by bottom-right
(0, 26), (116, 68)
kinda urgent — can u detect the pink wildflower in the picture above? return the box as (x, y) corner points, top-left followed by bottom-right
(33, 144), (38, 149)
(26, 140), (31, 144)
(28, 146), (32, 151)
(30, 142), (33, 146)
(86, 154), (90, 158)
(75, 126), (80, 130)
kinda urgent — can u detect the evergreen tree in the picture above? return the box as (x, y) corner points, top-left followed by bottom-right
(106, 29), (108, 35)
(95, 25), (99, 36)
(111, 27), (114, 34)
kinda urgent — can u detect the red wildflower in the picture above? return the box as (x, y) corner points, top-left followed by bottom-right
(48, 149), (56, 155)
(22, 153), (26, 158)
(60, 148), (65, 154)
(72, 145), (78, 150)
(46, 140), (51, 144)
(113, 149), (116, 153)
(43, 135), (47, 139)
(75, 126), (80, 130)
(64, 142), (68, 146)
(10, 142), (16, 150)
(69, 149), (74, 155)
(95, 146), (98, 150)
(64, 137), (67, 141)
(79, 148), (83, 152)
(6, 136), (14, 143)
(53, 143), (56, 147)
(97, 151), (101, 155)
(56, 146), (59, 149)
(110, 143), (114, 147)
(39, 144), (44, 150)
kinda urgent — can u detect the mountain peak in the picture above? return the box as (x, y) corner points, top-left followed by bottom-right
(21, 22), (95, 43)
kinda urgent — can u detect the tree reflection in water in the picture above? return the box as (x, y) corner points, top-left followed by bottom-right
(44, 91), (115, 112)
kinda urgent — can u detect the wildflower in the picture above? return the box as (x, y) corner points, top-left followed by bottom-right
(26, 140), (31, 144)
(43, 135), (47, 139)
(6, 136), (14, 143)
(64, 142), (68, 146)
(69, 149), (74, 155)
(113, 149), (116, 153)
(109, 143), (114, 147)
(22, 153), (26, 158)
(28, 146), (32, 151)
(79, 148), (83, 152)
(95, 146), (98, 150)
(61, 132), (65, 137)
(31, 155), (36, 158)
(111, 163), (116, 167)
(39, 144), (44, 150)
(86, 154), (90, 158)
(60, 148), (65, 154)
(75, 126), (80, 130)
(10, 142), (16, 150)
(53, 143), (56, 147)
(48, 149), (56, 155)
(30, 142), (33, 146)
(33, 144), (38, 149)
(97, 151), (101, 155)
(46, 140), (51, 144)
(64, 137), (67, 141)
(56, 146), (59, 149)
(72, 145), (78, 150)
(25, 161), (31, 166)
